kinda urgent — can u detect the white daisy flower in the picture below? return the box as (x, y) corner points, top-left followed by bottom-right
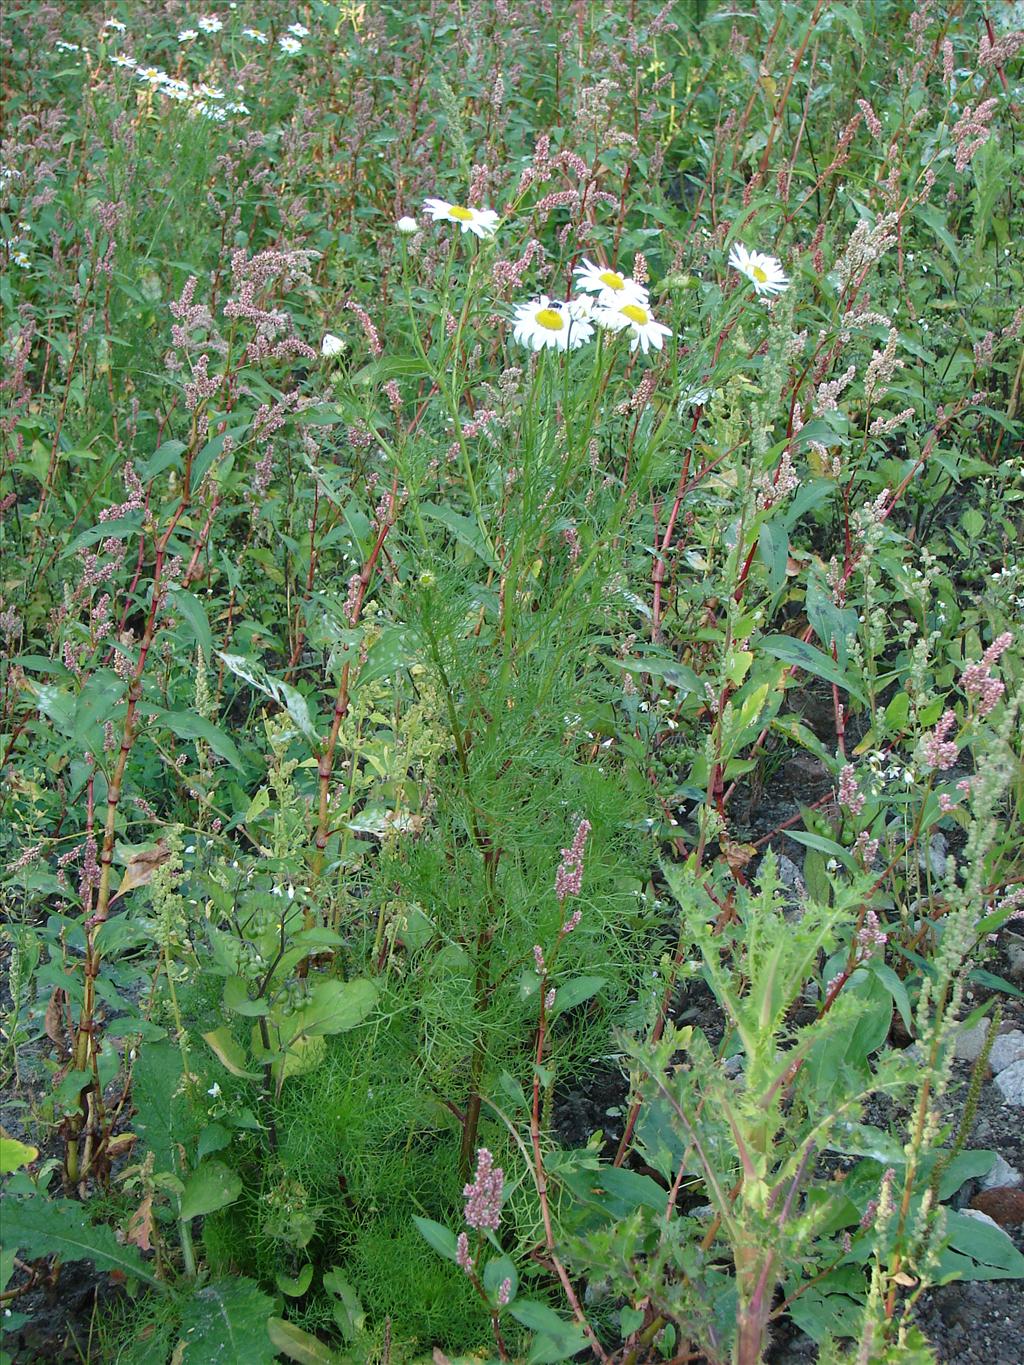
(110, 52), (136, 67)
(197, 15), (223, 33)
(11, 250), (31, 268)
(197, 83), (224, 99)
(288, 22), (310, 37)
(136, 66), (167, 85)
(242, 26), (267, 43)
(278, 34), (302, 53)
(396, 215), (418, 235)
(56, 40), (82, 52)
(104, 19), (127, 32)
(178, 28), (198, 42)
(598, 300), (673, 355)
(574, 257), (649, 308)
(162, 80), (191, 100)
(321, 333), (346, 357)
(422, 198), (499, 239)
(225, 101), (250, 115)
(728, 241), (789, 296)
(512, 295), (593, 352)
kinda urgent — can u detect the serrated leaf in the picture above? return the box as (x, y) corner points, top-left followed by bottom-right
(178, 1278), (276, 1363)
(0, 1196), (161, 1288)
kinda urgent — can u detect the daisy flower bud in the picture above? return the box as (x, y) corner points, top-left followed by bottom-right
(396, 215), (418, 235)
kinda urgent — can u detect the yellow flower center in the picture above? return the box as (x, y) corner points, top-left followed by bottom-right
(536, 308), (565, 331)
(598, 270), (625, 290)
(448, 205), (474, 222)
(752, 265), (768, 283)
(621, 303), (648, 326)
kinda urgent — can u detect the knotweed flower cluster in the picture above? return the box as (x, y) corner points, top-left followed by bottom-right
(555, 817), (591, 902)
(961, 632), (1013, 715)
(462, 1147), (503, 1230)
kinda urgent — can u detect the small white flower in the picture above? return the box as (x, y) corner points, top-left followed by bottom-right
(197, 82), (224, 99)
(178, 28), (198, 42)
(396, 215), (418, 235)
(242, 26), (267, 43)
(566, 294), (596, 323)
(162, 80), (190, 101)
(574, 257), (649, 308)
(104, 19), (127, 33)
(137, 66), (167, 85)
(225, 101), (249, 115)
(597, 300), (673, 355)
(11, 250), (31, 268)
(511, 295), (593, 352)
(197, 15), (223, 33)
(288, 22), (310, 37)
(321, 333), (346, 357)
(279, 34), (302, 53)
(56, 40), (82, 52)
(728, 241), (790, 296)
(207, 1082), (222, 1098)
(422, 197), (499, 239)
(110, 52), (136, 68)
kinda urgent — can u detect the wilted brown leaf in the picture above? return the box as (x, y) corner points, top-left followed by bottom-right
(44, 988), (68, 1051)
(126, 1195), (154, 1252)
(113, 839), (170, 902)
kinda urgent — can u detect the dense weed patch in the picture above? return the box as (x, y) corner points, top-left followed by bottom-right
(1, 2), (1023, 1361)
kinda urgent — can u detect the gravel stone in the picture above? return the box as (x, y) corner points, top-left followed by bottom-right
(981, 1152), (1022, 1190)
(993, 1059), (1024, 1107)
(988, 1029), (1024, 1074)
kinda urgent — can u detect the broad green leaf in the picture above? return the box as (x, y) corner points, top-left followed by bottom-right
(167, 587), (213, 656)
(510, 1300), (589, 1362)
(549, 975), (606, 1017)
(149, 707), (245, 771)
(179, 1160), (242, 1221)
(275, 1263), (314, 1297)
(224, 976), (269, 1017)
(421, 501), (498, 570)
(202, 1026), (261, 1079)
(0, 1138), (38, 1174)
(412, 1216), (458, 1263)
(760, 635), (867, 704)
(216, 653), (319, 744)
(267, 1317), (344, 1364)
(936, 1210), (1024, 1281)
(179, 1278), (276, 1364)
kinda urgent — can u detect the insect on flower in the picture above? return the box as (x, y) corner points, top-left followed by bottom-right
(574, 257), (649, 309)
(728, 241), (790, 296)
(512, 296), (593, 352)
(423, 198), (499, 239)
